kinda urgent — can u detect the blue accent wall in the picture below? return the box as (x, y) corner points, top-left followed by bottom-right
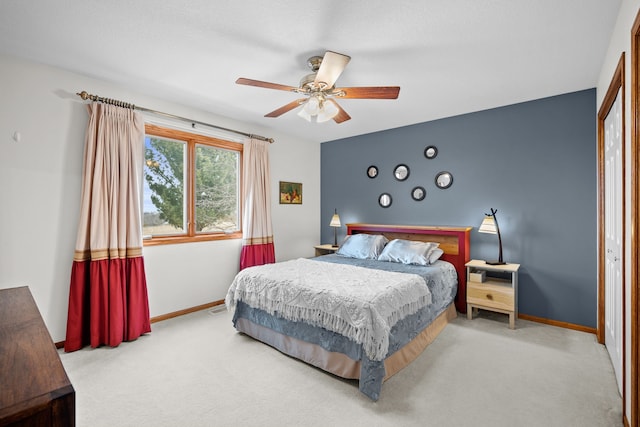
(321, 89), (597, 328)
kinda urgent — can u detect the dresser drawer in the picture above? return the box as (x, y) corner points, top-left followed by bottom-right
(467, 282), (514, 311)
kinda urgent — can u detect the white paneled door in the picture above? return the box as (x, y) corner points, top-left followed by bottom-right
(604, 88), (623, 394)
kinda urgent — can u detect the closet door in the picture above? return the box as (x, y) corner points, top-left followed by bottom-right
(604, 87), (623, 394)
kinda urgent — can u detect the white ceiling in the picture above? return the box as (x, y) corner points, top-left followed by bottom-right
(0, 0), (622, 143)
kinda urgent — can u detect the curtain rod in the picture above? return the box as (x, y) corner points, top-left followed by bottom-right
(76, 91), (274, 143)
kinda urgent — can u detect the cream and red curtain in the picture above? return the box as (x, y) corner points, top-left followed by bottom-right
(240, 138), (275, 269)
(64, 102), (151, 352)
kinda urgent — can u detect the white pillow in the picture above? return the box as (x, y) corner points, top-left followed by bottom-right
(377, 239), (440, 265)
(336, 234), (388, 259)
(428, 248), (444, 264)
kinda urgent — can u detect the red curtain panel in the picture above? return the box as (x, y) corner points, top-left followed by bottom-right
(65, 103), (151, 352)
(240, 138), (275, 270)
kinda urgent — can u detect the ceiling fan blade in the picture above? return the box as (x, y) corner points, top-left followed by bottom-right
(335, 86), (400, 99)
(314, 51), (351, 89)
(327, 99), (351, 123)
(236, 78), (299, 92)
(264, 99), (306, 118)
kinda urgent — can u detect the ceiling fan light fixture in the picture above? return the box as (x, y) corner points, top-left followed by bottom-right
(297, 95), (337, 123)
(297, 105), (312, 122)
(304, 96), (320, 115)
(316, 100), (339, 123)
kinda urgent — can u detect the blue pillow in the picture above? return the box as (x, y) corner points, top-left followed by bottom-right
(377, 239), (440, 265)
(336, 234), (388, 259)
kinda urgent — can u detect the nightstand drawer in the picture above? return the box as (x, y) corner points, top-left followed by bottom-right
(467, 282), (514, 311)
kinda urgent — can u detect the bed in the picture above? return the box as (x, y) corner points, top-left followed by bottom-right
(225, 223), (471, 400)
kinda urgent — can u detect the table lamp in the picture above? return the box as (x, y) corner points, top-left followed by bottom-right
(479, 208), (506, 265)
(330, 209), (341, 247)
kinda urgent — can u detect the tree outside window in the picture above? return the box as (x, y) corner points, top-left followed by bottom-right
(143, 124), (242, 245)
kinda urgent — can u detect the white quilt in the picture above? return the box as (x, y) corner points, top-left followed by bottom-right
(225, 258), (432, 361)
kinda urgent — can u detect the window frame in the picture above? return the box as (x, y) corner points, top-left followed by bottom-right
(143, 123), (243, 246)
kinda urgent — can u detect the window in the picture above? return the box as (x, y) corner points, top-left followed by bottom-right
(143, 124), (242, 245)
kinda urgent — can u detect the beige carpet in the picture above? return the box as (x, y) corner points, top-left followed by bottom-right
(59, 308), (623, 427)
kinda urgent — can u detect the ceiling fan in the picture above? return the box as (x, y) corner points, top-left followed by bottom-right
(236, 51), (400, 124)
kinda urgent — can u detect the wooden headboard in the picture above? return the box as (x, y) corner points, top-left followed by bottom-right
(346, 223), (472, 313)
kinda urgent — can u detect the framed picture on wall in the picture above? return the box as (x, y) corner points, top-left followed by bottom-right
(279, 181), (303, 204)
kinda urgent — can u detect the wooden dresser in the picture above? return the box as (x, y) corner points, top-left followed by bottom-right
(0, 286), (75, 426)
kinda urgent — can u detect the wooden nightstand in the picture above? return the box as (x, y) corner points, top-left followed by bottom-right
(314, 244), (339, 256)
(465, 259), (520, 329)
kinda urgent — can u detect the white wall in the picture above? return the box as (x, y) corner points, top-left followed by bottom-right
(0, 54), (320, 343)
(596, 0), (639, 422)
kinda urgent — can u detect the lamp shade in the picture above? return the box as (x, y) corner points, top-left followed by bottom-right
(317, 100), (339, 123)
(330, 213), (341, 228)
(297, 107), (312, 122)
(478, 215), (497, 234)
(304, 96), (320, 115)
